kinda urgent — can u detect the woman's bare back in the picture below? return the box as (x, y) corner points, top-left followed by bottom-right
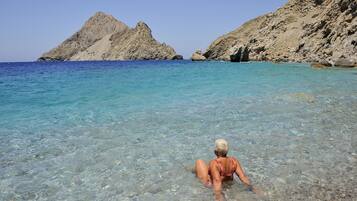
(209, 157), (237, 181)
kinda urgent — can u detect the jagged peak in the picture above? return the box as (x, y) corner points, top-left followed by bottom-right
(135, 21), (151, 30)
(83, 11), (128, 28)
(93, 11), (107, 17)
(88, 11), (115, 21)
(134, 21), (152, 35)
(82, 11), (129, 31)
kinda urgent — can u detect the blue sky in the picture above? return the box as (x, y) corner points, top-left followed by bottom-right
(0, 0), (287, 61)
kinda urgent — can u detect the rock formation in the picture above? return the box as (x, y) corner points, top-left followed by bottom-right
(191, 50), (206, 61)
(230, 46), (250, 62)
(172, 55), (184, 60)
(204, 0), (357, 66)
(311, 59), (332, 68)
(334, 58), (357, 67)
(39, 12), (180, 61)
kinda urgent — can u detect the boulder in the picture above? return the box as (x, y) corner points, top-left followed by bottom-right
(311, 60), (332, 68)
(334, 58), (356, 68)
(191, 50), (206, 61)
(172, 55), (183, 60)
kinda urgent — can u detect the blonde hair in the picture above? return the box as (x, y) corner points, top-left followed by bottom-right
(215, 139), (228, 157)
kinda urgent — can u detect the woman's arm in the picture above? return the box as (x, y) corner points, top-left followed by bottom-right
(234, 159), (251, 187)
(234, 158), (264, 196)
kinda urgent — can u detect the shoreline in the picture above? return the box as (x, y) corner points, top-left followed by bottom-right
(1, 60), (356, 70)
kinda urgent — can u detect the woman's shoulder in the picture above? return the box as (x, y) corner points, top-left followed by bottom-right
(208, 159), (220, 173)
(228, 156), (239, 167)
(208, 158), (219, 166)
(208, 158), (223, 169)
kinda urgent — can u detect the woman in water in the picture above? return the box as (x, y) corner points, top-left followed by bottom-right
(195, 139), (261, 201)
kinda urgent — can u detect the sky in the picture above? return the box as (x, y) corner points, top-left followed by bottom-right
(0, 0), (287, 62)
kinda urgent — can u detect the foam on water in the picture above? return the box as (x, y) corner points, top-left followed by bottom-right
(0, 61), (356, 201)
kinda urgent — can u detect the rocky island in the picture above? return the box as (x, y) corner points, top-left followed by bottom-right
(202, 0), (357, 67)
(39, 12), (181, 61)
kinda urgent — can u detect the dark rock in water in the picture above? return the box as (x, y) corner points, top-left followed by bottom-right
(311, 60), (332, 68)
(172, 55), (183, 60)
(334, 58), (356, 68)
(272, 58), (289, 63)
(242, 46), (250, 61)
(230, 46), (249, 62)
(230, 47), (243, 62)
(38, 57), (65, 62)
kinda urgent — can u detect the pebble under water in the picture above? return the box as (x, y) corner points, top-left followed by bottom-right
(0, 61), (356, 201)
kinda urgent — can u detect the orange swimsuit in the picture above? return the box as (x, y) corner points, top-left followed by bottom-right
(210, 157), (237, 181)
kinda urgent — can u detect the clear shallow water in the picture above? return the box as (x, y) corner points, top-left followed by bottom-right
(0, 61), (356, 201)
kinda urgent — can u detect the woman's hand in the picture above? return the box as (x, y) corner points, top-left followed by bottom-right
(248, 185), (266, 198)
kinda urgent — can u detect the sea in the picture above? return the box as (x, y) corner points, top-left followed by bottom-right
(0, 61), (356, 201)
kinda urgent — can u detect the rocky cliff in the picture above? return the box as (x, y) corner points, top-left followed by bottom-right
(204, 0), (357, 65)
(39, 12), (179, 61)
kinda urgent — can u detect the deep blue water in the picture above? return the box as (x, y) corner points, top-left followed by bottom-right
(0, 61), (356, 201)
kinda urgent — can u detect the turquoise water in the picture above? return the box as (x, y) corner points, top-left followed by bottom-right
(0, 61), (356, 201)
